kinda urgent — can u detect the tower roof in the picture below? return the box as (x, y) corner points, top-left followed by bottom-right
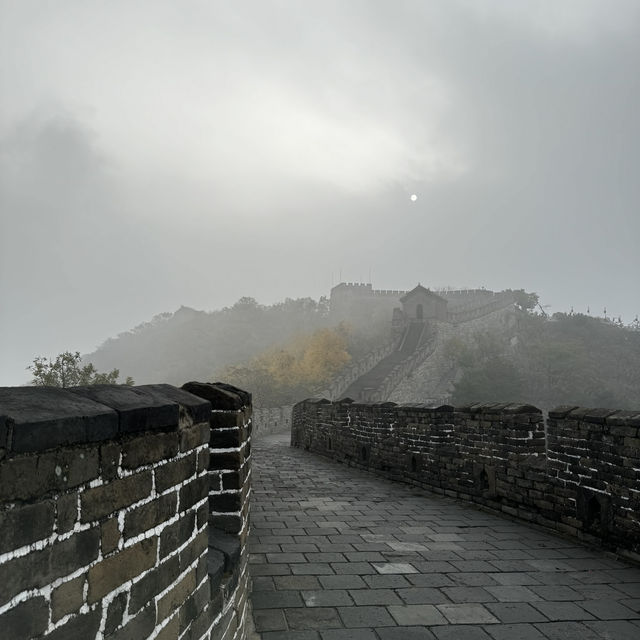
(399, 284), (447, 304)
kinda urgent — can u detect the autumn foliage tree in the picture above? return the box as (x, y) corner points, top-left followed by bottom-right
(219, 325), (351, 406)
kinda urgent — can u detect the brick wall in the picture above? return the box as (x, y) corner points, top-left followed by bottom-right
(252, 406), (293, 437)
(291, 399), (640, 561)
(0, 382), (253, 640)
(182, 382), (253, 640)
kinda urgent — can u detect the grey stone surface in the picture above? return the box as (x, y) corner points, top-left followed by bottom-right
(136, 383), (211, 423)
(249, 433), (640, 639)
(68, 384), (178, 434)
(0, 386), (118, 451)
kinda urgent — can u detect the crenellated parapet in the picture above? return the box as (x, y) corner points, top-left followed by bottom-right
(292, 399), (640, 562)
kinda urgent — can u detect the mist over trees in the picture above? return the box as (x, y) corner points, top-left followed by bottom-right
(85, 296), (387, 393)
(450, 313), (640, 409)
(219, 325), (352, 406)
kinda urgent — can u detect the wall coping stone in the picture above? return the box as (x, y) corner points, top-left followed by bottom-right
(503, 403), (543, 414)
(300, 397), (331, 405)
(136, 384), (212, 423)
(606, 411), (640, 426)
(582, 408), (620, 424)
(0, 384), (212, 455)
(0, 386), (118, 453)
(68, 385), (179, 434)
(548, 405), (580, 418)
(456, 402), (541, 415)
(396, 403), (455, 412)
(182, 381), (251, 410)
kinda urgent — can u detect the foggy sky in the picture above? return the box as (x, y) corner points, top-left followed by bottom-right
(1, 0), (639, 385)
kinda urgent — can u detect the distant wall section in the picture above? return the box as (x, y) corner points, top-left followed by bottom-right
(252, 406), (293, 437)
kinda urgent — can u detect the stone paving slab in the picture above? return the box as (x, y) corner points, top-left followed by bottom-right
(249, 434), (640, 639)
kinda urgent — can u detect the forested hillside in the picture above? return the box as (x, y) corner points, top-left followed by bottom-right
(85, 296), (386, 390)
(450, 312), (640, 410)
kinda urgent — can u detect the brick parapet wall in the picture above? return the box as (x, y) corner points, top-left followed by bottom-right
(292, 399), (640, 561)
(181, 381), (253, 640)
(0, 382), (253, 640)
(252, 406), (293, 437)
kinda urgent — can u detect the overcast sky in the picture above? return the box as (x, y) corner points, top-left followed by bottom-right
(1, 0), (639, 385)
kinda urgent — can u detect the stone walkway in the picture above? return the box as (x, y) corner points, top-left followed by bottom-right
(249, 434), (640, 640)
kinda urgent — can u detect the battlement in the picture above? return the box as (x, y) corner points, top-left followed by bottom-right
(292, 399), (640, 562)
(0, 383), (253, 640)
(330, 282), (404, 297)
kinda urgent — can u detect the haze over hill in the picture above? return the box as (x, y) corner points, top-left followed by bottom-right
(82, 288), (640, 410)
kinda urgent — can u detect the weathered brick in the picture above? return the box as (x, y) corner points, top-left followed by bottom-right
(160, 512), (195, 558)
(179, 578), (211, 633)
(122, 431), (179, 469)
(109, 602), (156, 640)
(0, 500), (54, 553)
(88, 537), (157, 603)
(179, 528), (208, 572)
(0, 447), (99, 502)
(155, 452), (196, 493)
(56, 492), (78, 533)
(179, 475), (208, 512)
(105, 592), (127, 636)
(101, 516), (120, 555)
(180, 421), (209, 452)
(209, 450), (242, 470)
(157, 567), (196, 622)
(210, 427), (240, 448)
(209, 514), (242, 534)
(0, 596), (48, 638)
(81, 471), (152, 522)
(210, 492), (242, 513)
(155, 613), (181, 640)
(51, 575), (85, 621)
(197, 448), (210, 472)
(0, 527), (99, 606)
(45, 608), (101, 640)
(210, 410), (242, 428)
(197, 503), (208, 528)
(186, 603), (214, 639)
(101, 442), (121, 481)
(210, 608), (235, 640)
(221, 471), (242, 490)
(129, 554), (180, 614)
(124, 492), (177, 539)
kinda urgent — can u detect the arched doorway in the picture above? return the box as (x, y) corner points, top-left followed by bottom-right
(416, 304), (424, 320)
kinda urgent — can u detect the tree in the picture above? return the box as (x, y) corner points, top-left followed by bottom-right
(510, 289), (539, 313)
(218, 325), (352, 406)
(28, 351), (134, 387)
